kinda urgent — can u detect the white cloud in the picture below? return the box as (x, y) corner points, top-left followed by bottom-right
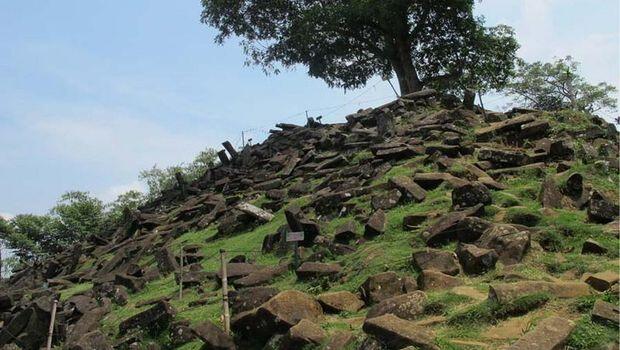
(98, 180), (146, 203)
(0, 213), (13, 220)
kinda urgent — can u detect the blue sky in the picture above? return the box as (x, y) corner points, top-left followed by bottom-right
(0, 0), (618, 217)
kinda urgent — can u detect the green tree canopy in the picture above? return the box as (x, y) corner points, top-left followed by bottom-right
(506, 56), (618, 113)
(201, 0), (519, 95)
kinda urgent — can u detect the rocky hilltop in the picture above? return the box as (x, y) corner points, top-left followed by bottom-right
(1, 90), (619, 350)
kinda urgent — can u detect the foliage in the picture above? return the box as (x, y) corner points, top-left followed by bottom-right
(567, 316), (617, 350)
(140, 147), (217, 201)
(200, 0), (519, 95)
(2, 191), (105, 261)
(506, 56), (618, 113)
(105, 190), (145, 227)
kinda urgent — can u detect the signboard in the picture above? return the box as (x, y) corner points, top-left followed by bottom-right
(286, 231), (305, 242)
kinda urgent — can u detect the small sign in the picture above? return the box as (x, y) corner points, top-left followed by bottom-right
(286, 231), (305, 242)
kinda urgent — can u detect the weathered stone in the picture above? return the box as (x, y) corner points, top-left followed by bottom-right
(538, 177), (563, 209)
(403, 214), (427, 230)
(388, 176), (426, 202)
(154, 247), (180, 275)
(231, 290), (323, 342)
(359, 272), (406, 305)
(588, 190), (619, 223)
(506, 316), (574, 350)
(324, 331), (355, 350)
(585, 271), (619, 292)
(475, 114), (536, 141)
(455, 217), (494, 243)
(193, 321), (236, 350)
(229, 286), (279, 314)
(581, 238), (608, 255)
(119, 301), (175, 335)
(413, 172), (468, 190)
(417, 270), (463, 291)
(115, 273), (145, 293)
(374, 146), (419, 160)
(411, 249), (460, 276)
(451, 182), (492, 209)
(366, 291), (427, 320)
(476, 224), (530, 265)
(488, 281), (591, 303)
(334, 220), (358, 244)
(478, 148), (529, 167)
(255, 178), (283, 191)
(591, 299), (619, 326)
(236, 202), (275, 222)
(67, 331), (113, 350)
(170, 320), (195, 347)
(295, 262), (341, 280)
(455, 243), (498, 275)
(280, 319), (326, 350)
(318, 291), (364, 313)
(362, 314), (438, 350)
(217, 263), (259, 280)
(232, 264), (288, 288)
(371, 189), (402, 210)
(423, 204), (483, 246)
(364, 210), (386, 238)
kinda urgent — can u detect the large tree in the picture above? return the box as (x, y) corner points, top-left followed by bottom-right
(201, 0), (518, 95)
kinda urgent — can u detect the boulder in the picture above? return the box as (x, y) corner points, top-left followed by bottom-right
(585, 271), (619, 292)
(170, 320), (195, 347)
(413, 172), (468, 190)
(588, 190), (619, 223)
(67, 331), (113, 350)
(236, 202), (275, 222)
(591, 300), (619, 326)
(333, 220), (358, 244)
(451, 182), (492, 209)
(324, 331), (355, 350)
(475, 114), (536, 141)
(231, 290), (323, 342)
(118, 301), (175, 336)
(295, 262), (341, 280)
(317, 291), (364, 313)
(388, 176), (426, 202)
(455, 217), (493, 243)
(506, 316), (574, 350)
(154, 247), (180, 275)
(115, 273), (145, 293)
(192, 321), (236, 350)
(455, 243), (498, 275)
(362, 314), (439, 350)
(423, 204), (483, 246)
(402, 214), (427, 230)
(478, 148), (528, 167)
(581, 239), (608, 255)
(488, 281), (591, 303)
(366, 291), (427, 320)
(476, 224), (530, 265)
(364, 210), (386, 238)
(538, 177), (563, 209)
(417, 270), (463, 291)
(371, 189), (402, 210)
(359, 272), (407, 305)
(232, 264), (288, 288)
(411, 249), (460, 276)
(280, 319), (326, 350)
(217, 263), (259, 280)
(229, 286), (279, 314)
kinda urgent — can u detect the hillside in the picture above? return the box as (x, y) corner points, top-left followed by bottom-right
(1, 89), (619, 350)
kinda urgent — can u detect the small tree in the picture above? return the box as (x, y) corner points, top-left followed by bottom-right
(105, 190), (145, 227)
(506, 56), (618, 113)
(200, 0), (519, 95)
(140, 147), (218, 200)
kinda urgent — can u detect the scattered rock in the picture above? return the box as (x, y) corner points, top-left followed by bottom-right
(455, 243), (498, 275)
(588, 190), (619, 223)
(359, 272), (407, 305)
(371, 189), (402, 210)
(366, 291), (427, 320)
(192, 321), (236, 350)
(364, 210), (386, 238)
(489, 281), (591, 302)
(451, 182), (492, 209)
(280, 319), (326, 350)
(317, 291), (364, 313)
(333, 220), (358, 244)
(412, 249), (460, 276)
(362, 314), (439, 350)
(296, 262), (341, 280)
(581, 238), (608, 255)
(119, 301), (175, 336)
(591, 300), (619, 326)
(476, 224), (530, 265)
(585, 271), (619, 292)
(418, 270), (463, 291)
(506, 316), (574, 350)
(229, 286), (279, 314)
(388, 176), (426, 202)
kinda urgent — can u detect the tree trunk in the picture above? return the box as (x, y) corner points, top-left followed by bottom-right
(391, 37), (422, 95)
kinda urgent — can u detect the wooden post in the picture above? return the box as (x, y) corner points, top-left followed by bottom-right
(220, 249), (231, 334)
(46, 299), (58, 350)
(179, 248), (184, 300)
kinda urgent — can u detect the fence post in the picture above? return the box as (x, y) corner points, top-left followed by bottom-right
(179, 247), (184, 300)
(220, 249), (231, 334)
(46, 299), (58, 350)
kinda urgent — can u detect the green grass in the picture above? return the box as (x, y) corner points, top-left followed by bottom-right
(350, 150), (373, 165)
(567, 316), (618, 350)
(59, 282), (93, 301)
(448, 292), (551, 326)
(424, 292), (474, 316)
